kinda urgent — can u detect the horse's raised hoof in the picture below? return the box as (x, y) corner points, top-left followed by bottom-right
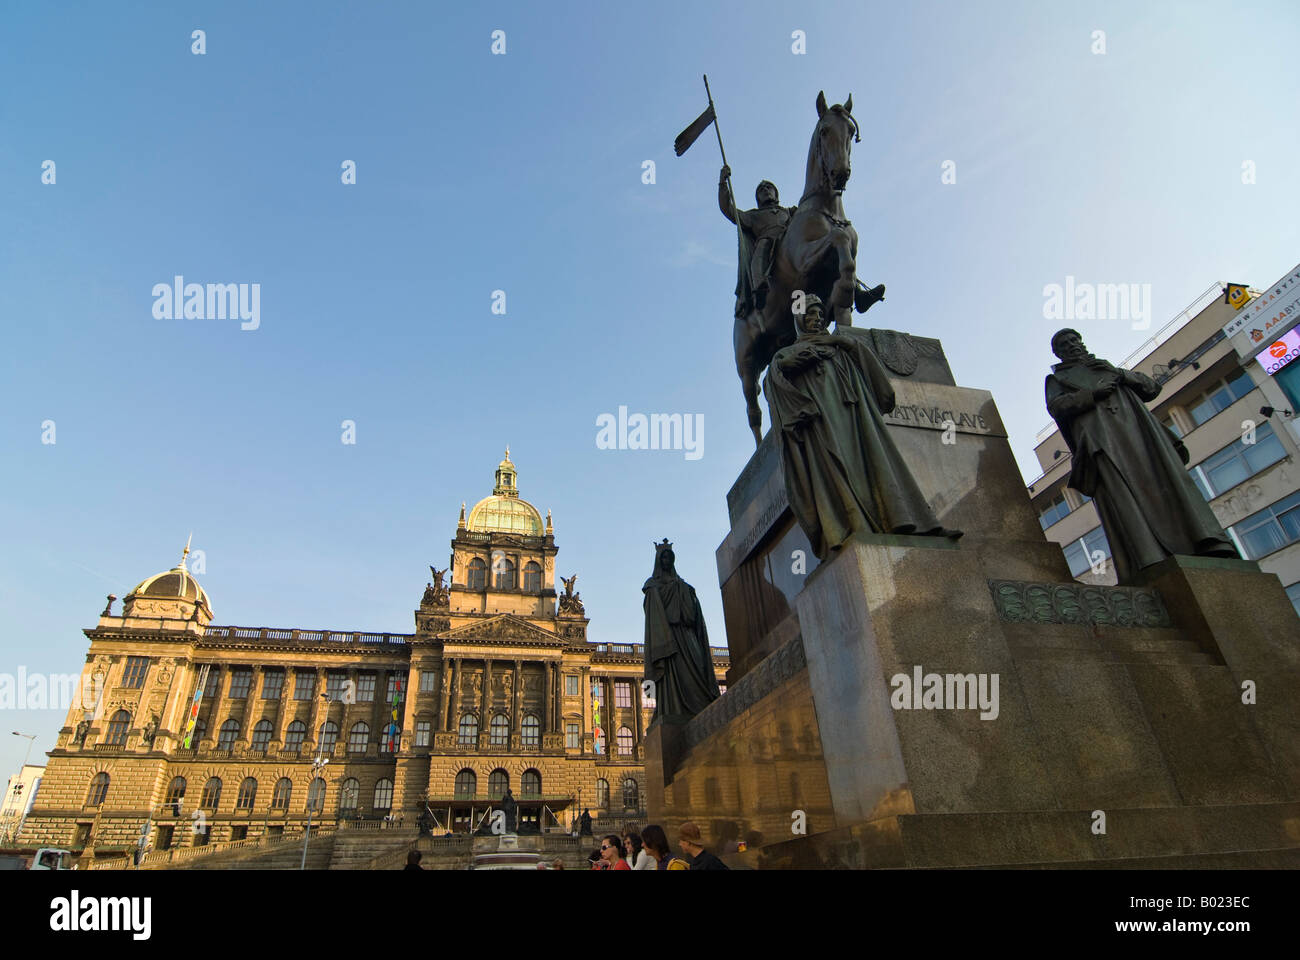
(855, 283), (885, 313)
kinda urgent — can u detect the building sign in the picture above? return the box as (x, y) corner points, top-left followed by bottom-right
(1255, 328), (1300, 376)
(1224, 263), (1300, 342)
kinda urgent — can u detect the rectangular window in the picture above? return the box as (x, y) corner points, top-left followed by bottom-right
(121, 657), (149, 689)
(228, 669), (253, 699)
(203, 668), (221, 698)
(326, 671), (346, 701)
(415, 720), (431, 747)
(591, 683), (604, 703)
(614, 681), (632, 708)
(1037, 491), (1070, 531)
(1161, 414), (1184, 439)
(261, 670), (284, 700)
(356, 673), (377, 702)
(419, 670), (436, 693)
(1187, 370), (1256, 427)
(385, 674), (402, 701)
(565, 722), (580, 749)
(1286, 582), (1300, 618)
(1191, 421), (1285, 499)
(293, 671), (315, 701)
(1063, 526), (1113, 577)
(564, 675), (579, 696)
(1229, 490), (1300, 560)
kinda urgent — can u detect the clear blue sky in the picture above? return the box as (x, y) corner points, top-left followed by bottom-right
(2, 0), (1297, 777)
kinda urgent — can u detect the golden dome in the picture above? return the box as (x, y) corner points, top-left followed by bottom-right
(465, 449), (544, 535)
(127, 542), (210, 609)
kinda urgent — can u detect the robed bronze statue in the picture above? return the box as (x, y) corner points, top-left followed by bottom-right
(764, 296), (961, 560)
(643, 539), (720, 723)
(1045, 329), (1238, 584)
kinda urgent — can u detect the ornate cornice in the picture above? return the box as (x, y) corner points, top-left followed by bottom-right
(988, 579), (1172, 628)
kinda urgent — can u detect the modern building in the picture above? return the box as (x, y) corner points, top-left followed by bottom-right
(1026, 277), (1300, 613)
(17, 451), (728, 865)
(0, 764), (44, 845)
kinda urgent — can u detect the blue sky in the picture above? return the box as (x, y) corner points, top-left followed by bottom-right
(2, 0), (1297, 776)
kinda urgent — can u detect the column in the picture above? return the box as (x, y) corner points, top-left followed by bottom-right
(512, 659), (522, 728)
(442, 659), (459, 732)
(544, 662), (554, 734)
(580, 665), (591, 745)
(631, 676), (643, 755)
(480, 660), (492, 746)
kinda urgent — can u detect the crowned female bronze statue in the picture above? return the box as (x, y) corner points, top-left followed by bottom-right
(643, 539), (720, 723)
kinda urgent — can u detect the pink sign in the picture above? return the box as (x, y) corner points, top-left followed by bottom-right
(1256, 327), (1300, 376)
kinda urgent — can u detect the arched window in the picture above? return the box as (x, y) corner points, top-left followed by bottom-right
(622, 777), (639, 811)
(164, 776), (187, 810)
(251, 720), (273, 753)
(105, 710), (131, 746)
(467, 557), (487, 591)
(523, 561), (542, 592)
(490, 713), (509, 746)
(616, 726), (634, 756)
(348, 722), (370, 754)
(521, 769), (541, 797)
(373, 778), (393, 812)
(284, 720), (306, 753)
(86, 772), (110, 807)
(521, 714), (540, 748)
(488, 769), (509, 799)
(318, 720), (339, 753)
(217, 719), (240, 751)
(454, 769), (476, 798)
(494, 557), (516, 590)
(338, 778), (360, 817)
(380, 724), (400, 754)
(458, 713), (478, 746)
(200, 777), (222, 810)
(595, 778), (609, 809)
(271, 778), (292, 810)
(307, 777), (326, 812)
(236, 777), (257, 810)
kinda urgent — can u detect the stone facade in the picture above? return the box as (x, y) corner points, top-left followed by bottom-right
(20, 453), (728, 865)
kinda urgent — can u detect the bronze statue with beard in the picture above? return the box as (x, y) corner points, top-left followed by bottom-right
(763, 295), (961, 560)
(643, 539), (720, 724)
(1045, 328), (1238, 584)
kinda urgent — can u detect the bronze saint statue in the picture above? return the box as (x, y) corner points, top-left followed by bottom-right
(643, 539), (720, 723)
(764, 296), (961, 560)
(1045, 328), (1238, 584)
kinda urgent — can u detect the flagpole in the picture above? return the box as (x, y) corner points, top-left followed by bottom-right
(702, 75), (744, 252)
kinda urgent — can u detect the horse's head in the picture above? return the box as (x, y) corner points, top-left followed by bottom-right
(812, 91), (859, 194)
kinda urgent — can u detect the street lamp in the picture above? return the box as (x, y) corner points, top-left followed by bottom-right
(11, 732), (37, 769)
(301, 694), (333, 870)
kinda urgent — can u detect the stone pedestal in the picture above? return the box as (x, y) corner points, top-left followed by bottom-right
(646, 331), (1300, 868)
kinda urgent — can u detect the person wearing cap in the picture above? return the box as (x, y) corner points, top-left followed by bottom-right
(678, 821), (729, 871)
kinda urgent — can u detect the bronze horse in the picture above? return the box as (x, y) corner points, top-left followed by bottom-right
(733, 91), (882, 446)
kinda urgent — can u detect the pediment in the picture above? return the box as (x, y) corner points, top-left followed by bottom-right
(439, 614), (560, 645)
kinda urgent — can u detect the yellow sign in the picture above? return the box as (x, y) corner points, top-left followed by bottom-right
(1225, 283), (1253, 309)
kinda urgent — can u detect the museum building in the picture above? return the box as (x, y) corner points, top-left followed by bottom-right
(18, 452), (729, 861)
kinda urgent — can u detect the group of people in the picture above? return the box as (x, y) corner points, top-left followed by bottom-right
(586, 821), (728, 871)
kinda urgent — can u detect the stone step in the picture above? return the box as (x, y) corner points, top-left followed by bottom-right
(896, 802), (1300, 869)
(1003, 623), (1218, 665)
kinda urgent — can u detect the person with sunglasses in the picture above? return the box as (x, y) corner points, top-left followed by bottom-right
(599, 834), (631, 870)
